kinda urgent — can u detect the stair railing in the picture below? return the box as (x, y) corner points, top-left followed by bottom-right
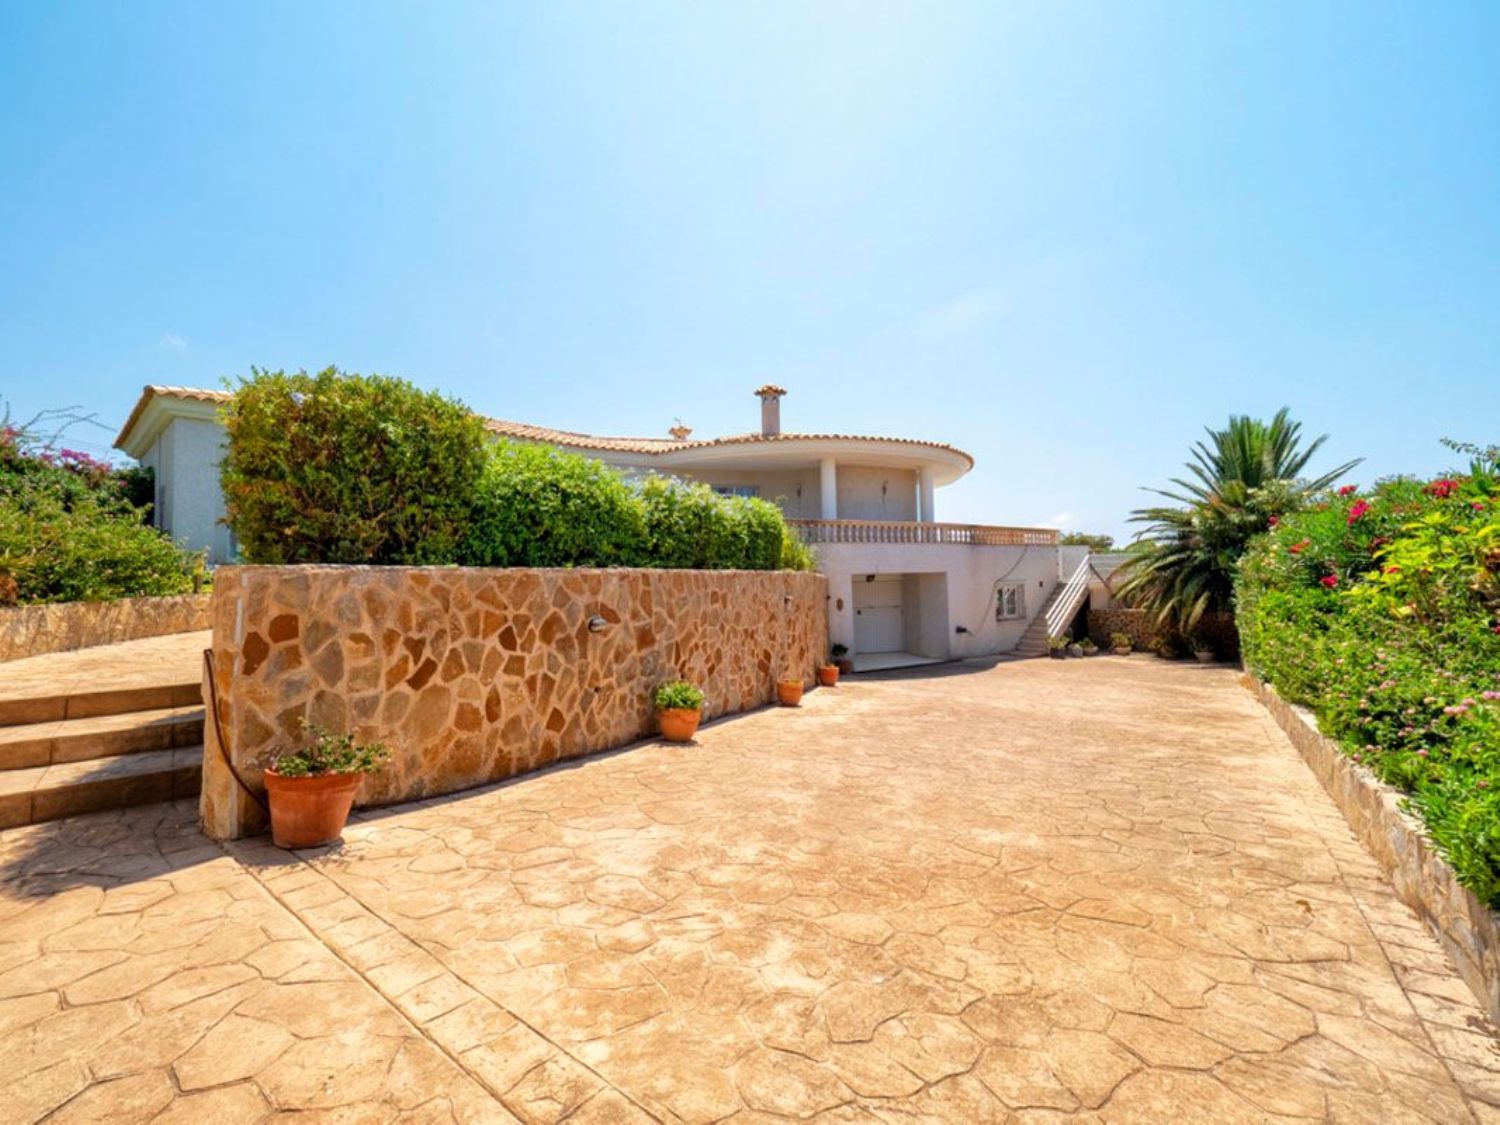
(1043, 555), (1092, 638)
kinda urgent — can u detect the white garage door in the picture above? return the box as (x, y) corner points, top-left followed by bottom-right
(854, 575), (904, 653)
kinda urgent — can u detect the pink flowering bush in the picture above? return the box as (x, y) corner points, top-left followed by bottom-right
(0, 421), (201, 603)
(1238, 441), (1500, 902)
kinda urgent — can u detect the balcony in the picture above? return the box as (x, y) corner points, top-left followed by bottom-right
(787, 519), (1057, 547)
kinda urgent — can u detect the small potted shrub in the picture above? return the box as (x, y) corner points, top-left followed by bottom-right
(655, 680), (704, 742)
(1079, 638), (1099, 657)
(263, 723), (389, 850)
(1192, 640), (1215, 664)
(831, 643), (853, 674)
(776, 677), (805, 706)
(1066, 640), (1085, 658)
(1110, 632), (1132, 655)
(1047, 636), (1068, 660)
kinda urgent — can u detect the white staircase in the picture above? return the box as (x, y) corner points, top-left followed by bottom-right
(1015, 555), (1092, 657)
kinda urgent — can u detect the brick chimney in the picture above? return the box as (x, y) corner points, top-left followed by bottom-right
(755, 384), (787, 437)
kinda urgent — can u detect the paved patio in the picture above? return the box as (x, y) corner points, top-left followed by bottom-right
(4, 656), (1500, 1122)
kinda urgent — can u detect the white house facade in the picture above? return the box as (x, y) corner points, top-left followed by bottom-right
(116, 384), (1087, 669)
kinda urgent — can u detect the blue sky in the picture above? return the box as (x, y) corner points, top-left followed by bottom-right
(2, 2), (1496, 540)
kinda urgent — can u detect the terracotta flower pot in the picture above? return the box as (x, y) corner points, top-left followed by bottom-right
(776, 680), (804, 707)
(264, 769), (363, 849)
(658, 707), (701, 742)
(834, 658), (854, 674)
(816, 665), (839, 687)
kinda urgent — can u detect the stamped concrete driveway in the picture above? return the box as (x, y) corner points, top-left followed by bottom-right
(4, 656), (1500, 1122)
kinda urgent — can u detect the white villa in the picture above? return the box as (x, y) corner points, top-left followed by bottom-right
(116, 384), (1090, 669)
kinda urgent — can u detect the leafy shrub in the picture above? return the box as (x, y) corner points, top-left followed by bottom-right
(638, 476), (787, 571)
(458, 440), (645, 567)
(271, 722), (390, 778)
(654, 681), (704, 710)
(218, 370), (815, 573)
(1237, 449), (1500, 901)
(0, 423), (200, 604)
(221, 368), (488, 565)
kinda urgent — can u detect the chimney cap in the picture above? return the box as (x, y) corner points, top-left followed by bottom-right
(754, 384), (788, 399)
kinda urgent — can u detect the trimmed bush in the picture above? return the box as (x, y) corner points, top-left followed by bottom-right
(1237, 448), (1500, 902)
(458, 440), (645, 567)
(219, 371), (815, 573)
(0, 425), (200, 604)
(221, 368), (488, 565)
(638, 476), (787, 571)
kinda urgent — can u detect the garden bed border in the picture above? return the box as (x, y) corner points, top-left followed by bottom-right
(1245, 673), (1500, 1023)
(0, 593), (210, 662)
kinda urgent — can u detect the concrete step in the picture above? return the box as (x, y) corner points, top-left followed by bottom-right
(0, 682), (201, 727)
(0, 631), (209, 728)
(0, 747), (202, 829)
(0, 706), (204, 771)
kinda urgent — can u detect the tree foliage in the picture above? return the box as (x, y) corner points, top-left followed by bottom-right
(1116, 408), (1359, 634)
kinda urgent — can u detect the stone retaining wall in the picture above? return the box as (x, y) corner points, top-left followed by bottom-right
(0, 593), (211, 662)
(202, 566), (827, 839)
(1246, 674), (1500, 1023)
(1087, 608), (1239, 660)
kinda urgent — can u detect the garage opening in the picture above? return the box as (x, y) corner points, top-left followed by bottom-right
(852, 572), (950, 671)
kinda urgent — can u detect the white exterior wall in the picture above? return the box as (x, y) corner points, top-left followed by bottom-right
(835, 466), (918, 521)
(675, 468), (822, 518)
(154, 419), (233, 564)
(819, 541), (1061, 662)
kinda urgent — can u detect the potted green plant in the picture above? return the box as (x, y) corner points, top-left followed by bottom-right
(776, 677), (805, 706)
(263, 723), (389, 850)
(830, 643), (853, 674)
(1066, 640), (1085, 658)
(1192, 640), (1216, 664)
(1110, 632), (1132, 655)
(655, 680), (704, 742)
(1079, 638), (1099, 657)
(1047, 636), (1068, 660)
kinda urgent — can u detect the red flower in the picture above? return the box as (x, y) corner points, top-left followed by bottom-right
(1288, 539), (1311, 555)
(1267, 515), (1279, 527)
(1338, 485), (1358, 497)
(1473, 501), (1486, 511)
(1320, 574), (1339, 589)
(1346, 500), (1371, 525)
(1426, 478), (1459, 498)
(1384, 565), (1400, 575)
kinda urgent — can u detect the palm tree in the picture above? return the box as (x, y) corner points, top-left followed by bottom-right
(1115, 409), (1360, 635)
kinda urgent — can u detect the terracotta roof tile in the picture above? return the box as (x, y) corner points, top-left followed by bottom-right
(118, 386), (972, 466)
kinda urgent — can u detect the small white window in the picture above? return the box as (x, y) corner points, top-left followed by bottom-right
(713, 484), (760, 498)
(996, 583), (1025, 621)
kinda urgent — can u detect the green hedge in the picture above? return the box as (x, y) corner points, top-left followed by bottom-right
(459, 441), (813, 571)
(458, 440), (645, 567)
(220, 368), (489, 565)
(1237, 451), (1500, 902)
(221, 371), (815, 573)
(0, 427), (201, 604)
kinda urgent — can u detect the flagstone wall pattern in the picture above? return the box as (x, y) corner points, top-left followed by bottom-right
(201, 565), (827, 839)
(0, 592), (210, 662)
